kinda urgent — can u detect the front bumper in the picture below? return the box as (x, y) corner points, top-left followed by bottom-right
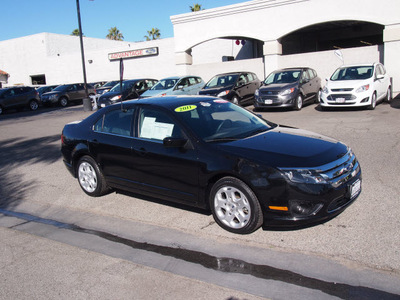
(253, 93), (297, 108)
(320, 90), (372, 107)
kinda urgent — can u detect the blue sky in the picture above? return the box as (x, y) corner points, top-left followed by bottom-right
(1, 0), (247, 42)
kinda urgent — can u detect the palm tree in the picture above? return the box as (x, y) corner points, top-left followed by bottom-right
(144, 28), (161, 41)
(106, 27), (124, 41)
(71, 29), (81, 36)
(190, 4), (202, 11)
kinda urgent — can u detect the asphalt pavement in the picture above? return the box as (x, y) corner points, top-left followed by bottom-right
(0, 99), (400, 299)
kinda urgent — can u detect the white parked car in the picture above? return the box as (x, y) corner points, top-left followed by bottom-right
(320, 63), (391, 110)
(140, 75), (204, 98)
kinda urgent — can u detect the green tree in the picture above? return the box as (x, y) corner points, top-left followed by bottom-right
(106, 27), (124, 41)
(144, 28), (161, 41)
(190, 4), (202, 11)
(71, 29), (82, 36)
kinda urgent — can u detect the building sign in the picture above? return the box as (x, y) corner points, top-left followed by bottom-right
(108, 47), (159, 61)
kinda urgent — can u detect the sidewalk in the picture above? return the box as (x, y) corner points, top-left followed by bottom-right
(0, 227), (264, 300)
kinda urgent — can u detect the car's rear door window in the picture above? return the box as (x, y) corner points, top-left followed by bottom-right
(94, 108), (134, 136)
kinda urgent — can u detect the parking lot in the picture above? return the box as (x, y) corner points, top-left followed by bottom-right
(0, 98), (400, 297)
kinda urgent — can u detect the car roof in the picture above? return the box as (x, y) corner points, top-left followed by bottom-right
(123, 95), (217, 110)
(338, 63), (376, 68)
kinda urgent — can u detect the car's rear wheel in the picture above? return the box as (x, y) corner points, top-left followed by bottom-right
(59, 97), (68, 107)
(209, 176), (263, 234)
(77, 156), (109, 197)
(368, 93), (377, 110)
(29, 99), (39, 111)
(294, 94), (303, 110)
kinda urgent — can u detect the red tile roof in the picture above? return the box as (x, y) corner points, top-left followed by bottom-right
(0, 69), (9, 76)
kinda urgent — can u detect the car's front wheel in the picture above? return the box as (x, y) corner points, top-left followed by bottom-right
(209, 177), (263, 234)
(294, 94), (303, 111)
(77, 156), (109, 197)
(29, 100), (39, 111)
(368, 93), (377, 110)
(231, 96), (239, 105)
(59, 97), (68, 107)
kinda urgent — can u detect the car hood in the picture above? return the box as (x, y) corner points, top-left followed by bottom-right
(216, 126), (347, 168)
(199, 85), (234, 96)
(259, 82), (298, 92)
(42, 91), (60, 96)
(326, 79), (370, 89)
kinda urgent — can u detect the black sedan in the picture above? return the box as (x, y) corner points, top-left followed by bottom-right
(61, 96), (361, 234)
(198, 72), (261, 106)
(97, 78), (158, 108)
(253, 68), (321, 111)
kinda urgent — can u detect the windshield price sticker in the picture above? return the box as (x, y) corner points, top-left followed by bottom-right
(175, 105), (197, 112)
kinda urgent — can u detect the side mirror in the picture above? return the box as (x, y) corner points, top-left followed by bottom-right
(163, 137), (187, 148)
(237, 80), (245, 87)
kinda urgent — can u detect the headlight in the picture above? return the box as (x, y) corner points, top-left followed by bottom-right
(322, 86), (329, 94)
(355, 84), (369, 93)
(255, 89), (259, 97)
(280, 88), (295, 96)
(110, 95), (122, 101)
(280, 169), (329, 184)
(49, 94), (58, 100)
(217, 90), (230, 97)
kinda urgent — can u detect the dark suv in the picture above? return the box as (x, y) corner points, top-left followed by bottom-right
(41, 83), (95, 107)
(0, 86), (40, 115)
(198, 72), (261, 106)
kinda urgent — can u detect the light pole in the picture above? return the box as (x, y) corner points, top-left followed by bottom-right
(76, 0), (91, 111)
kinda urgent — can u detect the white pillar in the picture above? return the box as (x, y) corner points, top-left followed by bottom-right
(263, 40), (282, 77)
(384, 24), (400, 95)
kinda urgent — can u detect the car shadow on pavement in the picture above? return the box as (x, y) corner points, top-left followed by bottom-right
(0, 135), (61, 210)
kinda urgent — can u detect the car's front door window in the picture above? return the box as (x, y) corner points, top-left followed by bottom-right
(138, 108), (181, 141)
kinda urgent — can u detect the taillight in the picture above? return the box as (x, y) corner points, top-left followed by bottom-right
(61, 134), (65, 145)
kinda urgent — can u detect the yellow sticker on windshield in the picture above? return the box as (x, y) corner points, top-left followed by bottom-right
(175, 105), (197, 112)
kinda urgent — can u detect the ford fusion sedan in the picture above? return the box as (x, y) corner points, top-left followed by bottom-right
(198, 72), (261, 106)
(253, 68), (321, 111)
(140, 76), (204, 98)
(97, 78), (157, 108)
(320, 63), (391, 110)
(61, 96), (361, 234)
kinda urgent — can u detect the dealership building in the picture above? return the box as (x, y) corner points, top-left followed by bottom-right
(1, 0), (399, 96)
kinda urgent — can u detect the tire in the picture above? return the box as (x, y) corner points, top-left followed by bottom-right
(29, 99), (39, 111)
(294, 94), (303, 111)
(209, 176), (263, 234)
(231, 96), (239, 105)
(368, 93), (377, 110)
(385, 86), (392, 103)
(76, 156), (109, 197)
(315, 89), (322, 104)
(59, 97), (68, 107)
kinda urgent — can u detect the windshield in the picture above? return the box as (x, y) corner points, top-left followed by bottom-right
(102, 81), (118, 88)
(52, 85), (69, 92)
(204, 74), (238, 89)
(264, 70), (300, 84)
(175, 100), (274, 142)
(330, 66), (373, 81)
(151, 79), (178, 91)
(110, 81), (135, 92)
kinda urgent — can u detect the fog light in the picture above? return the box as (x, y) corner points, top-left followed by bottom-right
(289, 200), (323, 217)
(360, 97), (369, 103)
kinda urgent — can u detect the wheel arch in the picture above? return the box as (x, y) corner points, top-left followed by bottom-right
(70, 144), (92, 177)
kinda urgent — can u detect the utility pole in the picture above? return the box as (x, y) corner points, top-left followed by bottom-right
(76, 0), (91, 111)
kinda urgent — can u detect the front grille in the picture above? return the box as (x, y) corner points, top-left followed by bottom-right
(313, 148), (360, 188)
(331, 88), (353, 92)
(327, 94), (356, 101)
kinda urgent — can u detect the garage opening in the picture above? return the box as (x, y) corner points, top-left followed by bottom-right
(31, 74), (46, 85)
(281, 21), (384, 55)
